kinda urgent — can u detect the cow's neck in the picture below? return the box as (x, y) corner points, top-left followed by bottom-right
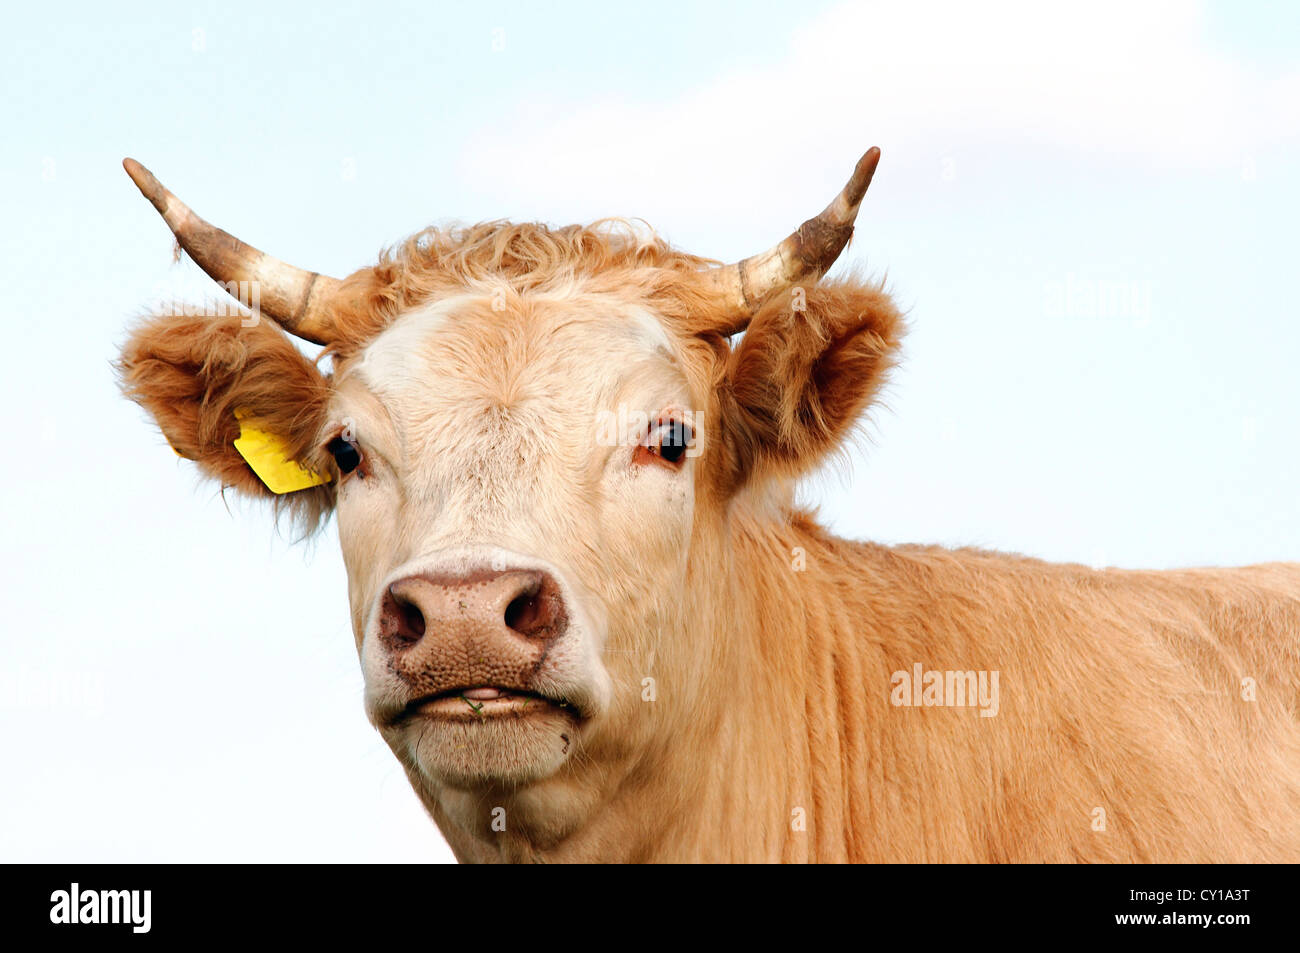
(636, 504), (875, 861)
(425, 505), (871, 863)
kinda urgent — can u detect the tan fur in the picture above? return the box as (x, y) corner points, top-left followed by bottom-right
(322, 220), (723, 361)
(119, 219), (1300, 863)
(672, 515), (1300, 862)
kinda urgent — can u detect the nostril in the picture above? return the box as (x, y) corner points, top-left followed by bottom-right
(501, 573), (567, 640)
(504, 584), (542, 635)
(386, 587), (426, 644)
(400, 599), (426, 640)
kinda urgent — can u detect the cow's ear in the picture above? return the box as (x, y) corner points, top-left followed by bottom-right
(118, 310), (336, 525)
(717, 280), (904, 496)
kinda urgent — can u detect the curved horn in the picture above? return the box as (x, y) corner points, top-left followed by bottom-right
(123, 158), (341, 345)
(703, 146), (881, 335)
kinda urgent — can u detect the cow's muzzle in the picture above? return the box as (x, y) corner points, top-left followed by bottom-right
(375, 568), (576, 723)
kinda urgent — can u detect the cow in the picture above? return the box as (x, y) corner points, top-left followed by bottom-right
(117, 148), (1300, 863)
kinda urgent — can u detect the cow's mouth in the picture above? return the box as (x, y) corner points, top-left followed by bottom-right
(394, 687), (578, 724)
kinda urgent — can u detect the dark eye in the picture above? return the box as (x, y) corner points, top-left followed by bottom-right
(634, 419), (693, 469)
(658, 422), (690, 464)
(328, 436), (362, 474)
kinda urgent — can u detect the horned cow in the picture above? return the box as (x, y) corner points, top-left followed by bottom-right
(117, 149), (1300, 863)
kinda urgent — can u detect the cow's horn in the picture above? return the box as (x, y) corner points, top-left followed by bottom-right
(703, 146), (881, 336)
(123, 158), (340, 345)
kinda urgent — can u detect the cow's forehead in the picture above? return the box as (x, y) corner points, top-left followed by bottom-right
(345, 287), (686, 417)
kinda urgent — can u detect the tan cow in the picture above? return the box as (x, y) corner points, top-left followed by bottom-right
(118, 149), (1300, 863)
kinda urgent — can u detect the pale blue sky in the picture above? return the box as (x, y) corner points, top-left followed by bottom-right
(2, 0), (1297, 861)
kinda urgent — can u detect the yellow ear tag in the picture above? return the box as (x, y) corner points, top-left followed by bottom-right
(232, 409), (332, 494)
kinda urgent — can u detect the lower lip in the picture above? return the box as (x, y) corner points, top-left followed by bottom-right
(412, 691), (572, 721)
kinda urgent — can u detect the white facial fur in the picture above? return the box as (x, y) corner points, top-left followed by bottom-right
(327, 286), (699, 800)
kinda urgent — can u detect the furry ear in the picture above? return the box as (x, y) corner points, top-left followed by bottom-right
(717, 280), (904, 496)
(118, 310), (335, 527)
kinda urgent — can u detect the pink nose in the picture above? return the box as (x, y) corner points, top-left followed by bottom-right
(377, 569), (568, 695)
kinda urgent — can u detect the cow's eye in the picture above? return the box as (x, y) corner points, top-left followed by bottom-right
(328, 436), (362, 474)
(658, 422), (690, 463)
(635, 420), (693, 469)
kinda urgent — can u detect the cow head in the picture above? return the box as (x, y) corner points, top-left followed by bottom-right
(118, 151), (903, 858)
